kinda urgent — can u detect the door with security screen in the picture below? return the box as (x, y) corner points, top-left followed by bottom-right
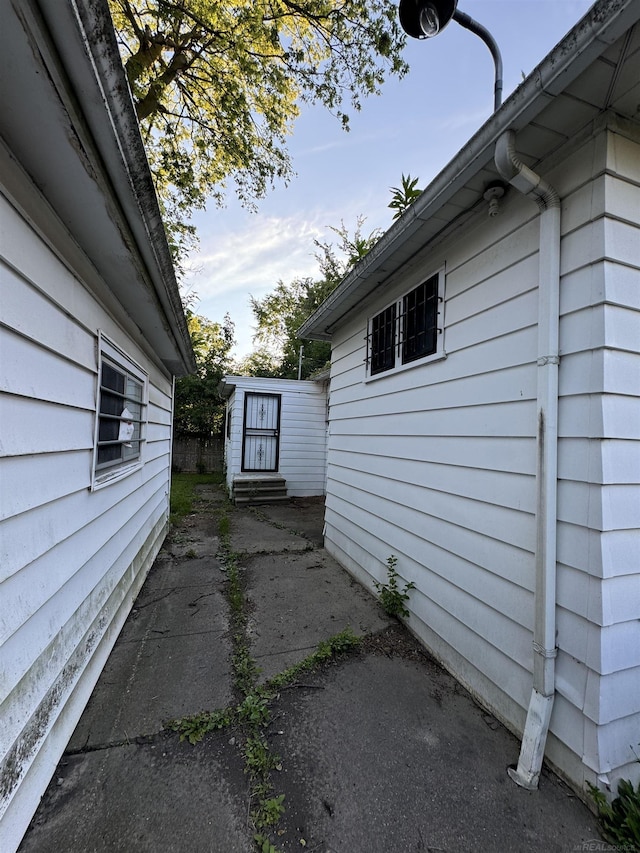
(242, 393), (281, 471)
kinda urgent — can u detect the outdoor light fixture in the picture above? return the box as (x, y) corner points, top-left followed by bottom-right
(398, 0), (503, 111)
(398, 0), (457, 39)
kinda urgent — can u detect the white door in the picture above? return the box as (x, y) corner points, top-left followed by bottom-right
(242, 392), (281, 472)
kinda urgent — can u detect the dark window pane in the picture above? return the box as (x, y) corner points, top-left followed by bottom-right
(97, 444), (121, 465)
(370, 304), (396, 375)
(98, 417), (119, 443)
(402, 275), (438, 364)
(101, 362), (124, 394)
(99, 390), (122, 417)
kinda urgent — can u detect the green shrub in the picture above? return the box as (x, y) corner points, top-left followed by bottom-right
(589, 773), (640, 849)
(374, 555), (415, 619)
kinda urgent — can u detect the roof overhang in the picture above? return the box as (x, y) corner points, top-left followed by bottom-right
(299, 0), (640, 341)
(218, 373), (330, 398)
(1, 0), (196, 376)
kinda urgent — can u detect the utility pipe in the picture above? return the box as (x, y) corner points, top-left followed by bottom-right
(494, 130), (561, 790)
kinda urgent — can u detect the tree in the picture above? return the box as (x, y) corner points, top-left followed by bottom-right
(235, 348), (282, 378)
(388, 173), (422, 220)
(247, 219), (380, 378)
(108, 0), (408, 266)
(174, 311), (235, 436)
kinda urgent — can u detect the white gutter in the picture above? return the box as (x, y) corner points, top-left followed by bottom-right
(495, 130), (561, 790)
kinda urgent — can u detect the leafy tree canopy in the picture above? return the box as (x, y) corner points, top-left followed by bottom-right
(109, 0), (408, 266)
(247, 218), (381, 378)
(235, 348), (282, 379)
(174, 311), (235, 436)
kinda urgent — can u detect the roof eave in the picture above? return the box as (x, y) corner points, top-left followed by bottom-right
(68, 0), (196, 375)
(299, 0), (640, 341)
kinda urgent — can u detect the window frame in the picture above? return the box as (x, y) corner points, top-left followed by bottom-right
(92, 333), (148, 490)
(365, 269), (445, 379)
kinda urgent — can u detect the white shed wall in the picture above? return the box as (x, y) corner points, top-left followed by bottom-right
(323, 122), (640, 792)
(0, 191), (174, 846)
(224, 376), (327, 496)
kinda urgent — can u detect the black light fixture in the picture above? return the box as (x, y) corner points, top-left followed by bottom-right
(398, 0), (457, 39)
(398, 0), (503, 111)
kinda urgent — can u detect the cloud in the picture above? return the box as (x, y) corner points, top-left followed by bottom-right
(187, 216), (321, 298)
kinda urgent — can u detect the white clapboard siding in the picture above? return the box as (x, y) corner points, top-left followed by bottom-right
(0, 193), (175, 839)
(223, 376), (327, 496)
(322, 123), (640, 792)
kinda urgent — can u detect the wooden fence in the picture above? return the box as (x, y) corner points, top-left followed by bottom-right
(172, 437), (224, 473)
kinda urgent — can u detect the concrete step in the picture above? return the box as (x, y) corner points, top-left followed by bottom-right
(234, 494), (290, 506)
(232, 476), (288, 506)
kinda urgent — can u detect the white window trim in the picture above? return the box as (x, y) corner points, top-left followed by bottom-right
(365, 268), (446, 381)
(91, 332), (148, 491)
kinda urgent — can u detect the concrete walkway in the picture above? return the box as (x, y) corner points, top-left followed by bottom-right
(19, 485), (603, 852)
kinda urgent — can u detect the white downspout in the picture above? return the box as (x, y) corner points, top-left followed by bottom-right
(495, 130), (561, 790)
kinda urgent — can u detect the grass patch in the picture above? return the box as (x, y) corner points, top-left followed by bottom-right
(170, 472), (223, 524)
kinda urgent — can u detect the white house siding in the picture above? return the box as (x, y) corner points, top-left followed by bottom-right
(322, 120), (640, 793)
(551, 123), (640, 789)
(224, 377), (327, 496)
(0, 190), (174, 842)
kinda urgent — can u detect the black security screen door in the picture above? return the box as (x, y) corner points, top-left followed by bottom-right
(242, 392), (281, 472)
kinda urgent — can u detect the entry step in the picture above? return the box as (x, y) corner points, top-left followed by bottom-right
(231, 476), (288, 505)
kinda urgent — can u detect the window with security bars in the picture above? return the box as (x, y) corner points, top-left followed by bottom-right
(401, 275), (439, 364)
(370, 303), (397, 375)
(366, 271), (443, 377)
(94, 336), (147, 484)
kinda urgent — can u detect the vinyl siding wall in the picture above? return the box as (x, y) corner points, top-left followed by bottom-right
(0, 189), (174, 848)
(553, 124), (640, 788)
(224, 377), (327, 496)
(323, 120), (640, 792)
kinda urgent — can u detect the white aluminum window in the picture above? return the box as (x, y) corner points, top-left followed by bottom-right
(366, 270), (445, 377)
(93, 334), (147, 488)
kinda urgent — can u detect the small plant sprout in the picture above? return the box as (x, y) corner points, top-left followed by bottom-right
(374, 555), (416, 619)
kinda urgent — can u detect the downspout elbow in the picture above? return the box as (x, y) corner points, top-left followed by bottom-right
(495, 131), (560, 211)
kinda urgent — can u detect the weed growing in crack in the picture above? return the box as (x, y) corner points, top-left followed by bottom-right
(374, 555), (416, 619)
(238, 692), (270, 727)
(167, 708), (233, 744)
(225, 558), (245, 618)
(218, 513), (231, 538)
(244, 734), (281, 776)
(234, 641), (261, 695)
(254, 833), (280, 853)
(267, 628), (361, 691)
(252, 792), (286, 829)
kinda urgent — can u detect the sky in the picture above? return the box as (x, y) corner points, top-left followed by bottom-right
(183, 0), (595, 361)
